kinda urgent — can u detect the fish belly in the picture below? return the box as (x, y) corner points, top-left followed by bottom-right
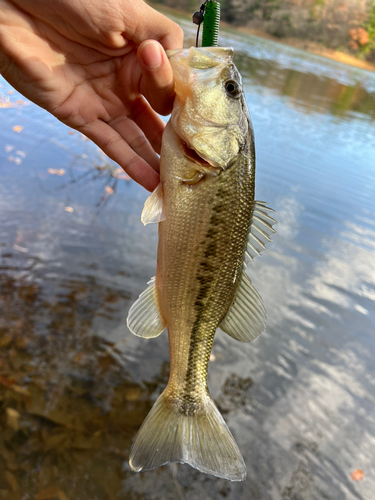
(156, 122), (255, 402)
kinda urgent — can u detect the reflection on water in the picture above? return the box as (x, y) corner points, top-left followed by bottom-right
(1, 18), (375, 500)
(176, 13), (375, 121)
(236, 55), (375, 120)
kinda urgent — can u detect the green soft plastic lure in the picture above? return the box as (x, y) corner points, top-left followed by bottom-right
(202, 1), (220, 47)
(192, 1), (220, 47)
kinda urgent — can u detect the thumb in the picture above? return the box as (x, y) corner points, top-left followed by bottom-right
(138, 40), (175, 116)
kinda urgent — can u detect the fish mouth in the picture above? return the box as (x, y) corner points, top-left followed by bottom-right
(181, 141), (211, 167)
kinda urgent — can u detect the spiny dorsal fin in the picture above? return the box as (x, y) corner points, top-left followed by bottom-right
(141, 182), (165, 226)
(219, 271), (266, 342)
(127, 277), (166, 338)
(244, 201), (277, 266)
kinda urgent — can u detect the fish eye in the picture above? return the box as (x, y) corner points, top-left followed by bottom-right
(224, 80), (240, 97)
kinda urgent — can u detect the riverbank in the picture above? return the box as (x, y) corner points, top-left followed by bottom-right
(237, 27), (375, 73)
(151, 2), (375, 73)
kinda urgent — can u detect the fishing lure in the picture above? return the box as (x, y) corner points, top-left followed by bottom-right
(192, 0), (221, 47)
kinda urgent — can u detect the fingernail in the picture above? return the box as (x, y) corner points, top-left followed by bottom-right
(141, 41), (163, 69)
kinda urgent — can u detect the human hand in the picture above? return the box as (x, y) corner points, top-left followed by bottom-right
(0, 0), (183, 191)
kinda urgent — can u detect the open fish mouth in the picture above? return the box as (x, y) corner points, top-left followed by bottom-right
(181, 141), (211, 167)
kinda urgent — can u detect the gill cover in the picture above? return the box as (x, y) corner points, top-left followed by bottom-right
(167, 47), (249, 170)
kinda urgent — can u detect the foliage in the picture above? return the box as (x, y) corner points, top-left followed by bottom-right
(362, 2), (375, 57)
(154, 0), (375, 62)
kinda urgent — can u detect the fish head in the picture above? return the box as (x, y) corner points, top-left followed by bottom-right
(167, 46), (250, 170)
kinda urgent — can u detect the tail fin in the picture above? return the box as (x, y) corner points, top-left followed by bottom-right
(129, 391), (246, 481)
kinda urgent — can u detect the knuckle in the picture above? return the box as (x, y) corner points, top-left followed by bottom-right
(125, 154), (142, 171)
(103, 133), (122, 151)
(129, 133), (148, 150)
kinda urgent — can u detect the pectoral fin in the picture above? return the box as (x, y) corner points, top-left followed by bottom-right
(219, 272), (266, 342)
(127, 277), (166, 338)
(141, 183), (165, 225)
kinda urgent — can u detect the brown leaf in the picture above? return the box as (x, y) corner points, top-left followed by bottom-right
(48, 168), (65, 176)
(114, 168), (131, 181)
(4, 471), (18, 491)
(6, 408), (20, 431)
(0, 335), (13, 347)
(0, 376), (30, 396)
(351, 469), (364, 481)
(0, 376), (15, 388)
(35, 486), (67, 500)
(124, 387), (141, 402)
(44, 432), (68, 451)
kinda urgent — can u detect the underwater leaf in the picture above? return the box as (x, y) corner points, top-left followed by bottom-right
(124, 386), (141, 401)
(0, 376), (30, 396)
(8, 156), (22, 164)
(15, 99), (29, 106)
(114, 168), (131, 180)
(35, 487), (67, 500)
(6, 408), (20, 431)
(48, 168), (65, 176)
(0, 335), (13, 347)
(350, 469), (364, 481)
(4, 471), (18, 491)
(13, 244), (28, 253)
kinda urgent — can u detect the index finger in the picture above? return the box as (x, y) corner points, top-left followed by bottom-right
(125, 2), (184, 50)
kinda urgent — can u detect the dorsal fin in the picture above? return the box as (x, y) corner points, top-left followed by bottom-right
(244, 201), (277, 266)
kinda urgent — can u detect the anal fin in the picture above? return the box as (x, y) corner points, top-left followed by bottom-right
(220, 272), (266, 342)
(127, 277), (166, 338)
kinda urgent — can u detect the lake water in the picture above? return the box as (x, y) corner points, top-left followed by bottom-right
(0, 12), (375, 500)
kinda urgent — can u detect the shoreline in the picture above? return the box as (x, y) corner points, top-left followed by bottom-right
(151, 2), (375, 73)
(235, 25), (375, 73)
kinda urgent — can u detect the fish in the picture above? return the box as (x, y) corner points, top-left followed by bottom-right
(127, 46), (276, 481)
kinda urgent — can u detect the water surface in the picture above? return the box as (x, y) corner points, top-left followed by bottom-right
(0, 16), (375, 500)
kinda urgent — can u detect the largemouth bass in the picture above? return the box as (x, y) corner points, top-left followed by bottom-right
(127, 46), (276, 481)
